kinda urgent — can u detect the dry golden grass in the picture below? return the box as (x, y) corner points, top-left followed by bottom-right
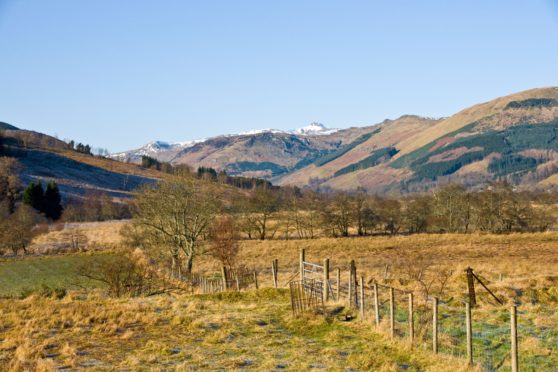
(192, 232), (558, 309)
(30, 221), (127, 254)
(0, 289), (474, 371)
(3, 221), (558, 369)
(35, 220), (558, 307)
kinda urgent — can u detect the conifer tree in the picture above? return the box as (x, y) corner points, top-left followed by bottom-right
(22, 181), (44, 212)
(43, 181), (63, 220)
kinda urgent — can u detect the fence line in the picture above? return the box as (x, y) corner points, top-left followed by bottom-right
(186, 250), (544, 371)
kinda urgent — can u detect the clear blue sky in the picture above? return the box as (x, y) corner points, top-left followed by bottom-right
(1, 0), (558, 152)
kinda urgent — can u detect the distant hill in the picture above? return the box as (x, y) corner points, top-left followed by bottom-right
(0, 122), (18, 130)
(1, 127), (158, 200)
(111, 123), (374, 179)
(10, 86), (558, 195)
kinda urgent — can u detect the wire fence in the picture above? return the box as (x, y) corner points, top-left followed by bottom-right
(187, 251), (557, 370)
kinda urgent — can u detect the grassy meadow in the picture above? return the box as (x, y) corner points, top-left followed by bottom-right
(0, 253), (115, 298)
(1, 221), (558, 370)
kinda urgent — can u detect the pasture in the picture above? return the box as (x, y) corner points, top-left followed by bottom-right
(1, 221), (557, 370)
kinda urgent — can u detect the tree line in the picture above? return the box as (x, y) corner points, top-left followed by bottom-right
(141, 155), (274, 190)
(124, 174), (557, 278)
(234, 183), (554, 240)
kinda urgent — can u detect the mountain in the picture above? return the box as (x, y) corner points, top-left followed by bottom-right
(111, 123), (371, 179)
(111, 86), (558, 193)
(280, 87), (558, 192)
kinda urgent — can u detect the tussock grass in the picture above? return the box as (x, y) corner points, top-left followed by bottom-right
(6, 222), (558, 369)
(0, 289), (471, 371)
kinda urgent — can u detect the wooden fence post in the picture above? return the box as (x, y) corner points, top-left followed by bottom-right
(466, 267), (476, 307)
(272, 259), (278, 288)
(336, 268), (340, 302)
(347, 270), (352, 308)
(373, 283), (380, 327)
(432, 297), (438, 354)
(511, 305), (518, 372)
(350, 260), (357, 307)
(323, 258), (330, 302)
(221, 267), (228, 291)
(389, 287), (395, 338)
(359, 276), (364, 319)
(466, 301), (473, 366)
(408, 292), (414, 344)
(300, 249), (305, 282)
(253, 271), (259, 289)
(235, 275), (240, 292)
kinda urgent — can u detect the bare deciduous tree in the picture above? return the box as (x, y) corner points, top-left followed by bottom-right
(207, 215), (239, 269)
(0, 204), (45, 255)
(129, 177), (220, 276)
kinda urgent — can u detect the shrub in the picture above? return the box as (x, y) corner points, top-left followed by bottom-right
(77, 253), (157, 297)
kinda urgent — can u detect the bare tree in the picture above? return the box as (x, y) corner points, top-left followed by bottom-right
(129, 177), (220, 276)
(207, 215), (239, 269)
(374, 197), (402, 235)
(242, 186), (280, 240)
(433, 184), (470, 233)
(0, 204), (45, 255)
(403, 195), (433, 233)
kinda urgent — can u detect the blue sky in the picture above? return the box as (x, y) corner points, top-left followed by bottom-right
(1, 0), (558, 152)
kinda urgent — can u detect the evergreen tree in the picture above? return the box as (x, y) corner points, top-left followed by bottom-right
(22, 181), (44, 212)
(43, 181), (63, 220)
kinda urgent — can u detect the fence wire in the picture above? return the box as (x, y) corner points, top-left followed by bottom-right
(438, 301), (467, 358)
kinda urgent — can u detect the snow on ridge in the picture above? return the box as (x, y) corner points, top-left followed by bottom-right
(293, 122), (339, 135)
(237, 128), (285, 136)
(111, 122), (338, 160)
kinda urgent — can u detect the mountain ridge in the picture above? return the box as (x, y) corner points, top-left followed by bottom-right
(7, 87), (558, 194)
(111, 87), (558, 193)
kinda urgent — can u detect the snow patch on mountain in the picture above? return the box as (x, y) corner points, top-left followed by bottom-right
(293, 122), (339, 135)
(238, 128), (285, 136)
(237, 122), (338, 136)
(111, 122), (338, 161)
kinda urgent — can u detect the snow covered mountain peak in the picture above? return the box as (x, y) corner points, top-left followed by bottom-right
(294, 122), (339, 135)
(111, 122), (339, 162)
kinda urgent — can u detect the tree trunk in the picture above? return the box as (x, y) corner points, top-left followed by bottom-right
(186, 254), (194, 274)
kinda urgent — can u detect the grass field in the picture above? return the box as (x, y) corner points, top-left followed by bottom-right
(2, 223), (558, 370)
(0, 253), (114, 298)
(0, 289), (471, 371)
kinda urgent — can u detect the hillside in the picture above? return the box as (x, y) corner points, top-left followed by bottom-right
(0, 122), (18, 130)
(0, 128), (159, 200)
(279, 87), (558, 192)
(112, 124), (374, 179)
(112, 87), (558, 193)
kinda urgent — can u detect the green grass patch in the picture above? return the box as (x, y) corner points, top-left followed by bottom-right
(0, 253), (117, 298)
